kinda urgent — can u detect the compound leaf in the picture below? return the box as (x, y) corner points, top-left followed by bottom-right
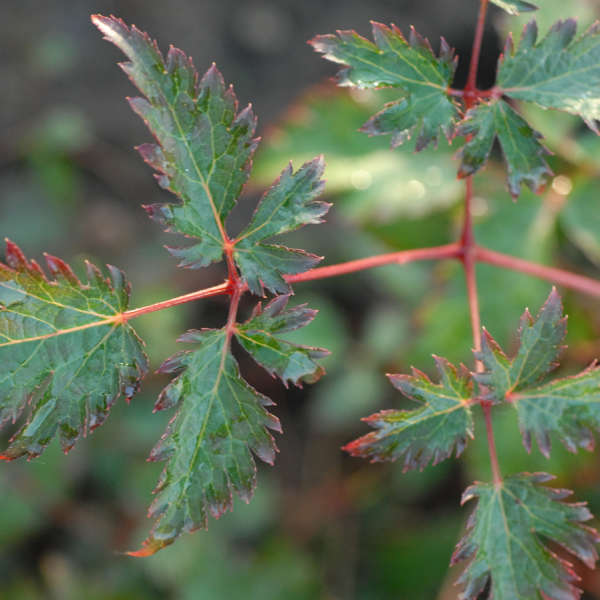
(344, 356), (474, 471)
(133, 328), (280, 556)
(476, 288), (600, 457)
(233, 157), (330, 295)
(452, 473), (599, 600)
(457, 100), (552, 197)
(93, 15), (327, 292)
(0, 241), (148, 460)
(490, 0), (538, 15)
(134, 298), (327, 555)
(235, 295), (329, 386)
(309, 22), (459, 150)
(476, 287), (566, 402)
(498, 19), (600, 131)
(92, 15), (258, 268)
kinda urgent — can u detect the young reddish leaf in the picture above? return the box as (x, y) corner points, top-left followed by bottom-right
(498, 19), (600, 132)
(0, 241), (148, 459)
(234, 157), (330, 296)
(309, 22), (459, 150)
(235, 295), (329, 386)
(452, 473), (599, 600)
(490, 0), (538, 15)
(344, 357), (474, 471)
(457, 100), (552, 198)
(134, 300), (327, 554)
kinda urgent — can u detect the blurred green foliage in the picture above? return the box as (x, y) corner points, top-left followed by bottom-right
(2, 0), (600, 598)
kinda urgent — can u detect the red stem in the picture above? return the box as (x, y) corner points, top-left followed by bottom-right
(461, 179), (475, 248)
(119, 244), (600, 322)
(447, 86), (499, 99)
(482, 403), (502, 484)
(465, 0), (490, 99)
(287, 243), (460, 283)
(122, 281), (232, 322)
(224, 284), (243, 343)
(120, 244), (461, 321)
(462, 0), (502, 486)
(461, 179), (482, 357)
(462, 182), (501, 485)
(476, 246), (600, 297)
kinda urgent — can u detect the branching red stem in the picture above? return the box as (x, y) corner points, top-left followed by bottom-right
(462, 0), (502, 486)
(119, 245), (600, 323)
(462, 181), (501, 485)
(224, 284), (243, 345)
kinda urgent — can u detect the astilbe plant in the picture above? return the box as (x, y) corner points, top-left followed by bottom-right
(2, 1), (600, 597)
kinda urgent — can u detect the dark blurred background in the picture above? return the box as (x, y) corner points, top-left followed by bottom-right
(2, 0), (600, 598)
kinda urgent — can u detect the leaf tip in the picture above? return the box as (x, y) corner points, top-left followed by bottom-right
(90, 13), (104, 26)
(91, 13), (124, 39)
(126, 545), (160, 558)
(341, 437), (363, 456)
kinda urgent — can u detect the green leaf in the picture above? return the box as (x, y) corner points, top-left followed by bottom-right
(499, 0), (597, 40)
(309, 22), (459, 150)
(93, 15), (258, 268)
(513, 363), (600, 457)
(235, 295), (329, 386)
(252, 86), (462, 228)
(233, 157), (330, 295)
(344, 356), (474, 471)
(134, 297), (327, 554)
(498, 19), (600, 131)
(0, 241), (148, 459)
(133, 328), (281, 556)
(476, 287), (566, 402)
(93, 15), (328, 292)
(457, 100), (552, 197)
(452, 473), (599, 599)
(476, 288), (600, 457)
(491, 0), (538, 15)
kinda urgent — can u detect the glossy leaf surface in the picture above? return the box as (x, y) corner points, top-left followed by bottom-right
(235, 295), (329, 386)
(452, 473), (598, 600)
(310, 22), (459, 150)
(457, 100), (552, 197)
(491, 0), (538, 15)
(134, 297), (326, 555)
(93, 15), (258, 268)
(514, 364), (600, 456)
(476, 288), (566, 402)
(344, 357), (474, 471)
(93, 15), (327, 293)
(134, 328), (281, 555)
(499, 19), (600, 131)
(234, 157), (329, 295)
(0, 241), (148, 459)
(477, 289), (600, 457)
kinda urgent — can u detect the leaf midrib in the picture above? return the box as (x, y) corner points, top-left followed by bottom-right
(0, 316), (120, 348)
